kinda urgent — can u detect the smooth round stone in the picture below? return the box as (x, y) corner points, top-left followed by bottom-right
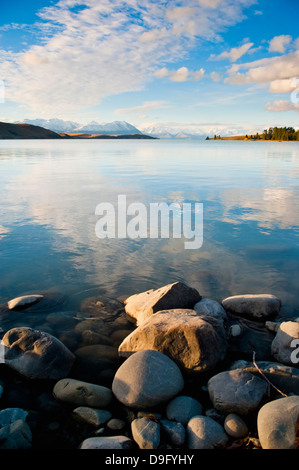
(112, 350), (184, 409)
(53, 378), (112, 407)
(194, 298), (227, 324)
(187, 415), (229, 449)
(166, 396), (203, 425)
(222, 294), (281, 320)
(224, 413), (249, 438)
(107, 418), (126, 431)
(207, 370), (268, 415)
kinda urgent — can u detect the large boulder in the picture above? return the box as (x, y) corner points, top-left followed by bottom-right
(112, 350), (184, 409)
(271, 321), (299, 366)
(118, 309), (227, 374)
(124, 282), (201, 325)
(207, 369), (268, 415)
(257, 396), (299, 449)
(222, 294), (281, 320)
(1, 327), (75, 380)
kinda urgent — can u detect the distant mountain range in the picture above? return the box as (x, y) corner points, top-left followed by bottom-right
(0, 121), (155, 140)
(17, 119), (143, 136)
(12, 118), (259, 139)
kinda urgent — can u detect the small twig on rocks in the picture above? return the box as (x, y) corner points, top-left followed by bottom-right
(252, 351), (288, 397)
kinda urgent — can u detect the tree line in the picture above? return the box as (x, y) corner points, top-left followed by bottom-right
(206, 126), (299, 141)
(256, 127), (299, 141)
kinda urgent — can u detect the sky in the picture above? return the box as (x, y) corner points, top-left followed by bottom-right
(0, 0), (299, 135)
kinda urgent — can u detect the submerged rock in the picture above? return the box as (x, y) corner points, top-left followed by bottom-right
(1, 327), (75, 380)
(118, 309), (227, 374)
(124, 282), (201, 325)
(112, 350), (184, 409)
(7, 294), (44, 311)
(257, 395), (299, 449)
(222, 294), (281, 320)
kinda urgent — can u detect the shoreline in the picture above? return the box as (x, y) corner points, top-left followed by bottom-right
(0, 283), (298, 450)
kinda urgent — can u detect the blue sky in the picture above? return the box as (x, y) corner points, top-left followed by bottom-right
(0, 0), (298, 135)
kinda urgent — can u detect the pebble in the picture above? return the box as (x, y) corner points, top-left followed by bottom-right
(160, 419), (185, 446)
(53, 378), (112, 408)
(106, 418), (126, 431)
(131, 417), (160, 449)
(224, 413), (249, 438)
(187, 415), (229, 449)
(79, 435), (134, 449)
(72, 407), (112, 427)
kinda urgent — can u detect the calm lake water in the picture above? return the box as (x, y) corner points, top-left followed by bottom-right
(0, 139), (298, 323)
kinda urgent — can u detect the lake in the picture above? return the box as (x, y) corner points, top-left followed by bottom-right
(0, 139), (298, 327)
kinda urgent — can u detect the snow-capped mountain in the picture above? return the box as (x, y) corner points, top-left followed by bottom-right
(73, 120), (142, 135)
(18, 118), (142, 135)
(137, 123), (206, 139)
(18, 118), (81, 133)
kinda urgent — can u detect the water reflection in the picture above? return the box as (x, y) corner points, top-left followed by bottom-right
(0, 140), (298, 321)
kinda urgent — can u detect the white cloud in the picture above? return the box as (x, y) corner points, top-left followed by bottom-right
(155, 66), (205, 82)
(210, 71), (222, 82)
(210, 42), (254, 62)
(226, 49), (299, 95)
(265, 100), (299, 113)
(0, 0), (257, 117)
(269, 35), (292, 53)
(269, 78), (298, 94)
(115, 101), (172, 115)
